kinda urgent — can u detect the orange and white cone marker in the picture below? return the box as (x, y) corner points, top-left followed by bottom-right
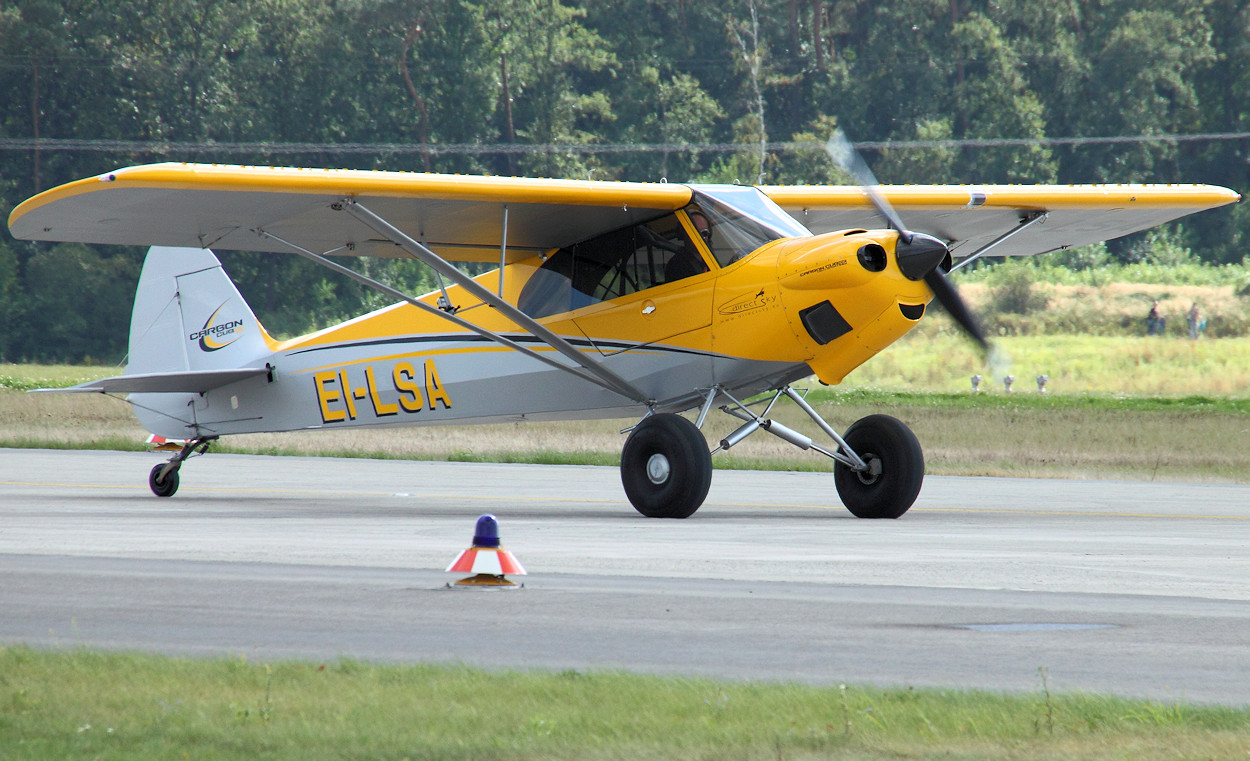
(446, 514), (526, 588)
(146, 434), (187, 452)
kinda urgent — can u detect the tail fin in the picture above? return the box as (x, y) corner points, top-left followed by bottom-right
(127, 246), (271, 375)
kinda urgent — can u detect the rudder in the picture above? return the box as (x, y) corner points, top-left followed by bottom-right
(127, 246), (270, 376)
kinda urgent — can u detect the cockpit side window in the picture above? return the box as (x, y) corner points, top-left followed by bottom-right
(517, 212), (710, 319)
(689, 195), (778, 267)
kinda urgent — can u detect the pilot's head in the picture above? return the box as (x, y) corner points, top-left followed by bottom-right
(689, 211), (712, 244)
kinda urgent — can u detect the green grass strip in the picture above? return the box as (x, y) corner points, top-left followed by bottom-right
(2, 647), (1248, 760)
(805, 386), (1250, 414)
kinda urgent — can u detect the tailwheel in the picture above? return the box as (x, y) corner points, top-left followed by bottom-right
(146, 435), (215, 498)
(834, 414), (924, 519)
(149, 463), (180, 497)
(621, 413), (712, 518)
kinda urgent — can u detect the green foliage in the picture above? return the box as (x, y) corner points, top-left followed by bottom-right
(955, 253), (1250, 289)
(0, 242), (18, 360)
(1, 0), (1247, 360)
(1125, 225), (1197, 266)
(1051, 242), (1111, 274)
(9, 244), (139, 363)
(984, 259), (1048, 315)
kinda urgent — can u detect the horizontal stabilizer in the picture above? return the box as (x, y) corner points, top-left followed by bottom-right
(31, 367), (269, 395)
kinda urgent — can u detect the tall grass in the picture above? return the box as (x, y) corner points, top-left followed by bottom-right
(947, 257), (1250, 338)
(953, 254), (1250, 290)
(842, 334), (1250, 396)
(0, 363), (116, 391)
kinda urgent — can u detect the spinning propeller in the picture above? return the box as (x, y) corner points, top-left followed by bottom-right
(826, 131), (989, 353)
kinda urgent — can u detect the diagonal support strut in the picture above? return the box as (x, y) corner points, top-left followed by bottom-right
(948, 211), (1048, 273)
(341, 199), (652, 404)
(252, 229), (628, 399)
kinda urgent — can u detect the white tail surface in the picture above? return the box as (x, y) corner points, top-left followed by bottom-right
(127, 247), (269, 376)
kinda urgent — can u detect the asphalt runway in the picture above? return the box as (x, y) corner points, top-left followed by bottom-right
(2, 447), (1248, 705)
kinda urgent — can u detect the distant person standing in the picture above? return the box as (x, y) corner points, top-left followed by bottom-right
(1187, 302), (1202, 340)
(1147, 300), (1164, 336)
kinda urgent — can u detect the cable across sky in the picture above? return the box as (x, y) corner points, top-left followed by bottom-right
(2, 132), (1249, 157)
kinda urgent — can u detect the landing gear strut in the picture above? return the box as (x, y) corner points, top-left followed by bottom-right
(619, 386), (924, 520)
(148, 436), (216, 497)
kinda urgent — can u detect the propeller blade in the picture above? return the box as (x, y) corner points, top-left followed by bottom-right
(827, 127), (989, 354)
(924, 269), (988, 352)
(825, 130), (912, 243)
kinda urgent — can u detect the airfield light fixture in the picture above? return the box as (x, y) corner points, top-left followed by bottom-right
(1037, 374), (1049, 393)
(447, 514), (526, 588)
(472, 513), (501, 547)
(1003, 375), (1015, 393)
(971, 374), (982, 393)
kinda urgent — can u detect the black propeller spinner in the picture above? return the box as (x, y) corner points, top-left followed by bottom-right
(825, 131), (988, 352)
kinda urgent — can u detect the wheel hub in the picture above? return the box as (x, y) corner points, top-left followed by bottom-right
(855, 453), (883, 485)
(645, 453), (671, 484)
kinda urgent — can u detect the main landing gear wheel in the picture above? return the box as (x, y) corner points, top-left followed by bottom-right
(834, 414), (924, 519)
(148, 463), (180, 498)
(621, 413), (713, 519)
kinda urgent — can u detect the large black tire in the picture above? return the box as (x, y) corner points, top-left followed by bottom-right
(621, 413), (713, 518)
(149, 463), (180, 498)
(834, 414), (924, 519)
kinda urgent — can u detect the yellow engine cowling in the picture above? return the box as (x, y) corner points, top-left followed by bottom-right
(711, 230), (933, 385)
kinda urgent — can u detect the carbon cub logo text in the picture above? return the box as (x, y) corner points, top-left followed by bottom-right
(189, 302), (245, 352)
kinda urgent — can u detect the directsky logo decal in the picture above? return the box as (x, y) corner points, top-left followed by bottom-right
(189, 302), (245, 352)
(717, 288), (778, 316)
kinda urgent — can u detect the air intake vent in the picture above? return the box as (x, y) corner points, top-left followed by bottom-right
(857, 243), (887, 272)
(799, 301), (853, 346)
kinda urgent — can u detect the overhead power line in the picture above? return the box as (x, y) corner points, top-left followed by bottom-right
(1, 133), (1248, 157)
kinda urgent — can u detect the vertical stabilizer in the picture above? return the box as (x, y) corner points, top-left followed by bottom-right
(127, 246), (269, 376)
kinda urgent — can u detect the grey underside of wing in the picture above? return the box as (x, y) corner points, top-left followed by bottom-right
(789, 206), (1204, 258)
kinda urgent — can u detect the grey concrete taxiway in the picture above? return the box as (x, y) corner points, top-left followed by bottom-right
(2, 448), (1248, 705)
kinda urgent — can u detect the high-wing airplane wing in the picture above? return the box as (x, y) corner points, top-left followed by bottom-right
(9, 163), (1239, 263)
(7, 163), (693, 262)
(761, 184), (1241, 260)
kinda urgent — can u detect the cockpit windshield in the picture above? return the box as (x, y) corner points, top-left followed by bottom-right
(687, 186), (811, 267)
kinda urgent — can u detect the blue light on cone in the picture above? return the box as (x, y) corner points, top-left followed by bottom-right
(472, 514), (501, 548)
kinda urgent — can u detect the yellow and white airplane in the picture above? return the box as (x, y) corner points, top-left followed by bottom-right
(8, 152), (1239, 518)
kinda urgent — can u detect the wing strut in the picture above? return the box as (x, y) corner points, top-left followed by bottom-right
(254, 225), (650, 405)
(339, 199), (652, 404)
(948, 211), (1048, 272)
(498, 205), (509, 298)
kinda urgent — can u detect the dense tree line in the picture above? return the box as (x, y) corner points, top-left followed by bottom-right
(1, 0), (1247, 362)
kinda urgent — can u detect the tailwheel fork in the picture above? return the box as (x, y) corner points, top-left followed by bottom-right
(148, 436), (217, 498)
